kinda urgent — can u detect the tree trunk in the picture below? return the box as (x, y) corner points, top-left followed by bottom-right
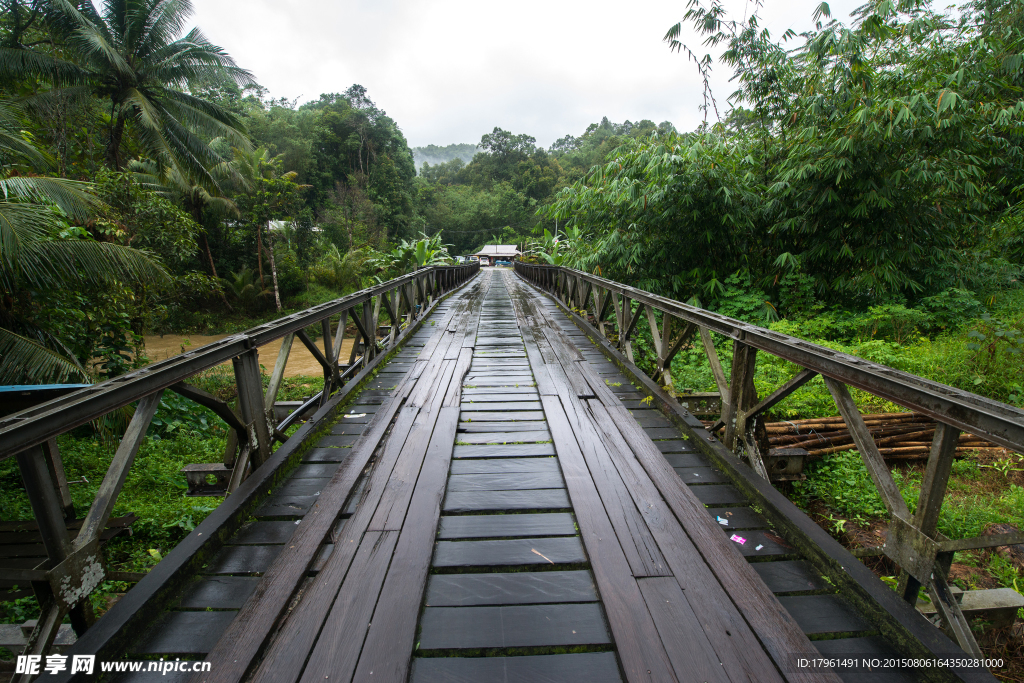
(256, 223), (266, 289)
(267, 223), (282, 312)
(202, 233), (233, 311)
(106, 110), (127, 170)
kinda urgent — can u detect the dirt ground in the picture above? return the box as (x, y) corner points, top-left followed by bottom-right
(143, 334), (355, 377)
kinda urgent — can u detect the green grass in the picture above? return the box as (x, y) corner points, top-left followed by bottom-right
(0, 429), (226, 622)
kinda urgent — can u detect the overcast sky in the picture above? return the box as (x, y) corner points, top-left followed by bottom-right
(191, 0), (864, 149)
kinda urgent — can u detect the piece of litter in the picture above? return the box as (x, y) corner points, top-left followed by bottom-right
(693, 473), (700, 477)
(730, 534), (747, 545)
(755, 544), (764, 551)
(344, 413), (366, 418)
(717, 516), (729, 526)
(531, 548), (555, 564)
(725, 511), (733, 516)
(295, 520), (301, 524)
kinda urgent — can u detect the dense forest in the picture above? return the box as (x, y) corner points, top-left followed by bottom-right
(1, 0), (1024, 644)
(0, 0), (682, 384)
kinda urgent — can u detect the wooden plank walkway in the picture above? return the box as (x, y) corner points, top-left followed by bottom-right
(121, 269), (922, 683)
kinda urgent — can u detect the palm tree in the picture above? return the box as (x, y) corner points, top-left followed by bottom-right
(29, 0), (254, 184)
(0, 98), (168, 384)
(232, 146), (306, 312)
(130, 153), (237, 308)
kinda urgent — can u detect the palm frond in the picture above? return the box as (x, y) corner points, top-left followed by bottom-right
(21, 239), (171, 288)
(0, 48), (88, 86)
(0, 327), (90, 384)
(0, 176), (100, 221)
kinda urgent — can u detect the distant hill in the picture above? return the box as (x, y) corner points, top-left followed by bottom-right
(412, 143), (479, 172)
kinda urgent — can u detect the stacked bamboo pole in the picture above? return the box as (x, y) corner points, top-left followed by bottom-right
(763, 413), (1005, 459)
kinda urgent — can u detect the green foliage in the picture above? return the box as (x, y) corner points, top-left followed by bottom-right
(222, 268), (269, 312)
(0, 431), (225, 574)
(148, 392), (223, 441)
(791, 451), (889, 522)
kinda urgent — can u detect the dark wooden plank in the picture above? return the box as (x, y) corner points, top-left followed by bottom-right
(426, 571), (598, 606)
(690, 484), (748, 506)
(582, 400), (784, 683)
(204, 545), (281, 575)
(343, 404), (381, 414)
(317, 434), (361, 447)
(458, 421), (548, 433)
(464, 373), (535, 381)
(369, 367), (461, 532)
(417, 603), (611, 649)
(460, 402), (543, 411)
(460, 411), (546, 421)
(253, 494), (316, 518)
(777, 595), (872, 635)
(452, 443), (556, 458)
(352, 406), (462, 682)
(447, 472), (564, 492)
(751, 561), (825, 594)
(410, 652), (622, 683)
(637, 577), (731, 683)
(456, 430), (551, 444)
(704, 506), (767, 529)
(293, 530), (399, 683)
(643, 427), (683, 439)
(433, 537), (585, 567)
(463, 386), (539, 395)
(450, 458), (560, 475)
(662, 452), (710, 468)
(274, 479), (331, 496)
(302, 447), (351, 463)
(553, 380), (668, 578)
(537, 394), (679, 683)
(309, 543), (332, 573)
(589, 397), (836, 683)
(673, 466), (728, 484)
(629, 412), (673, 428)
(443, 489), (570, 512)
(230, 521), (297, 545)
(732, 529), (798, 557)
(196, 362), (423, 683)
(135, 611), (236, 654)
(179, 577), (260, 609)
(245, 339), (465, 683)
(437, 513), (576, 539)
(290, 463), (340, 478)
(329, 423), (367, 435)
(653, 440), (698, 454)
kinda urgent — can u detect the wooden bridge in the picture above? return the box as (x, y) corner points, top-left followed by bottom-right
(1, 264), (1020, 683)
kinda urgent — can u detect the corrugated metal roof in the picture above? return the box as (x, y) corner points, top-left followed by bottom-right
(472, 245), (520, 257)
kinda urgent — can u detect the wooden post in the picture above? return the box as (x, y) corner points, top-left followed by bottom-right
(645, 311), (694, 396)
(16, 446), (74, 659)
(823, 378), (910, 518)
(42, 439), (74, 520)
(901, 423), (962, 606)
(321, 318), (342, 386)
(722, 341), (769, 478)
(77, 391), (163, 547)
(234, 349), (271, 469)
(700, 327), (731, 408)
(264, 333), (293, 415)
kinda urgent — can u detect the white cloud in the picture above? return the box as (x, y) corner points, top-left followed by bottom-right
(192, 0), (866, 148)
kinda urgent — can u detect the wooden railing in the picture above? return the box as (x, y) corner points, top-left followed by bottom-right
(515, 261), (1023, 657)
(0, 262), (478, 662)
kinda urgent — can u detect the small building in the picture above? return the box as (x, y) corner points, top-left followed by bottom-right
(471, 245), (521, 266)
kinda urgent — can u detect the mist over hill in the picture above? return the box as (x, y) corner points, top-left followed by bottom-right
(412, 143), (479, 172)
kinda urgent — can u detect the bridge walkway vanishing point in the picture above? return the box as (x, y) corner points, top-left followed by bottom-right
(51, 268), (996, 683)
